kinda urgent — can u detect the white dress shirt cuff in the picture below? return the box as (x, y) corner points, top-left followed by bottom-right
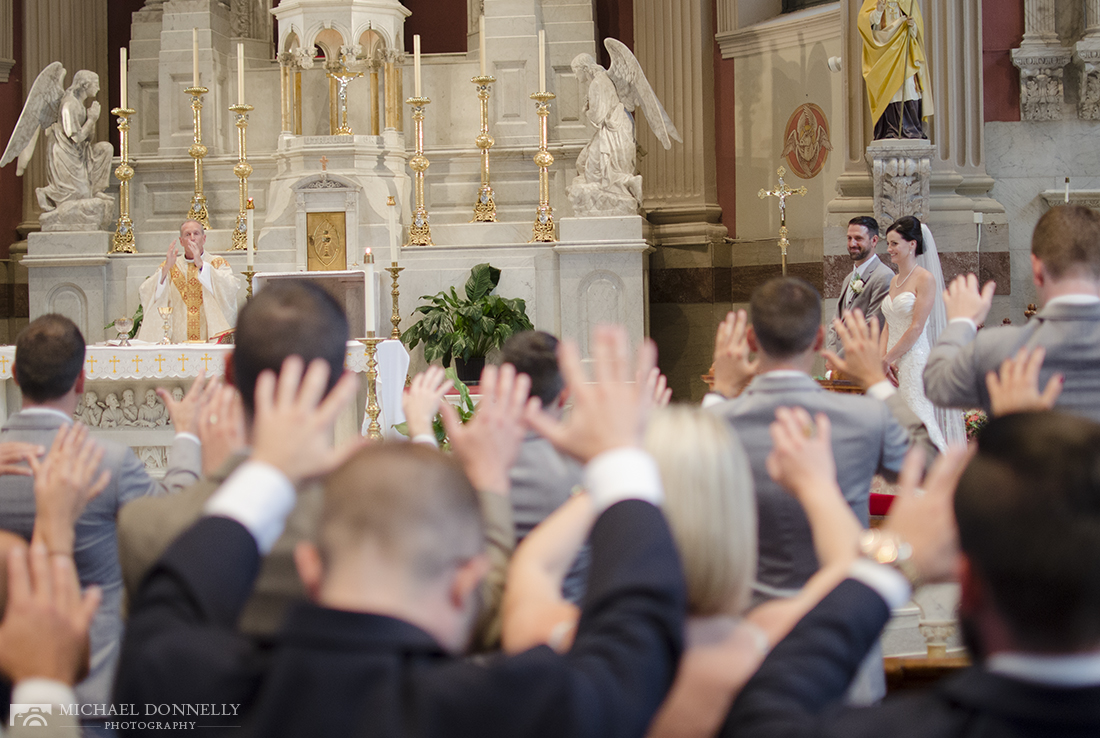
(11, 678), (76, 710)
(203, 461), (296, 554)
(175, 432), (200, 446)
(584, 447), (663, 512)
(866, 381), (897, 401)
(193, 259), (212, 291)
(847, 558), (912, 610)
(154, 268), (168, 300)
(948, 317), (978, 332)
(701, 392), (727, 409)
(411, 433), (439, 448)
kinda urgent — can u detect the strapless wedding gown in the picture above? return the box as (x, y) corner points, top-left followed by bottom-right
(881, 292), (947, 451)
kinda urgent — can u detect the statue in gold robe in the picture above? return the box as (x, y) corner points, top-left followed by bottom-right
(858, 0), (934, 140)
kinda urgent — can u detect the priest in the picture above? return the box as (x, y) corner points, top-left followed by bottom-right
(136, 220), (241, 343)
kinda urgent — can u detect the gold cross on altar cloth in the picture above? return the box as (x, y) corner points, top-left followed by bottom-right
(0, 356), (9, 374)
(758, 166), (808, 276)
(179, 355), (188, 372)
(109, 356), (120, 374)
(154, 354), (166, 372)
(132, 355), (143, 373)
(200, 354), (212, 371)
(85, 356), (96, 374)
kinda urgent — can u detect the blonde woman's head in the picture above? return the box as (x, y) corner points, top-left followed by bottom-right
(644, 405), (756, 617)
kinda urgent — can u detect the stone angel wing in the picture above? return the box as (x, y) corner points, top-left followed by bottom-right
(603, 38), (682, 150)
(0, 61), (67, 175)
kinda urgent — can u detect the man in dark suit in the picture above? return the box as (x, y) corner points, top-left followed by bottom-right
(115, 327), (686, 738)
(825, 216), (896, 360)
(924, 204), (1100, 422)
(724, 410), (1100, 738)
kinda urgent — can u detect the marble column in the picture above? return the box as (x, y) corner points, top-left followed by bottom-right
(1012, 0), (1073, 121)
(1076, 0), (1100, 119)
(0, 0), (14, 83)
(20, 0), (110, 233)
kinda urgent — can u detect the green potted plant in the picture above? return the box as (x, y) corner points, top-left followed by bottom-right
(401, 263), (533, 383)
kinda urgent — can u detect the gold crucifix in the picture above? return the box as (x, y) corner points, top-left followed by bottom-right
(758, 166), (808, 276)
(320, 156), (329, 171)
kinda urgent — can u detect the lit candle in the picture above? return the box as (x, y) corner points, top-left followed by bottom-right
(413, 35), (422, 98)
(387, 197), (399, 264)
(120, 47), (128, 109)
(237, 42), (245, 105)
(192, 28), (199, 87)
(538, 30), (546, 93)
(364, 247), (376, 335)
(479, 15), (487, 77)
(1065, 177), (1070, 204)
(246, 198), (254, 270)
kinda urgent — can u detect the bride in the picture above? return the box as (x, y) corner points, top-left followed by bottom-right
(880, 216), (965, 450)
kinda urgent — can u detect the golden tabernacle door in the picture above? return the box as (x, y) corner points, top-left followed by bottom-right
(306, 211), (348, 271)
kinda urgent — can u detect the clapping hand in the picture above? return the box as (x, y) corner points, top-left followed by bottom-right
(944, 274), (995, 325)
(642, 367), (673, 407)
(986, 347), (1063, 417)
(712, 310), (759, 399)
(163, 240), (179, 278)
(822, 309), (890, 391)
(403, 366), (453, 439)
(28, 424), (110, 556)
(198, 383), (248, 476)
(159, 368), (215, 436)
(766, 407), (838, 499)
(0, 442), (44, 477)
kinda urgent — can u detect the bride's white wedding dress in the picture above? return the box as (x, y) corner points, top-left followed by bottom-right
(881, 291), (948, 451)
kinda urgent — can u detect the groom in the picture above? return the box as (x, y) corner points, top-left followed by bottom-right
(825, 216), (895, 361)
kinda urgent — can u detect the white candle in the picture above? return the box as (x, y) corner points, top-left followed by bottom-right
(246, 198), (254, 270)
(364, 248), (376, 335)
(479, 15), (487, 77)
(120, 47), (128, 109)
(237, 42), (245, 105)
(1065, 177), (1070, 204)
(192, 28), (199, 87)
(538, 30), (546, 93)
(413, 35), (422, 97)
(387, 197), (399, 264)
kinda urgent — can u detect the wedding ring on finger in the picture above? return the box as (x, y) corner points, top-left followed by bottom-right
(208, 415), (219, 425)
(802, 423), (817, 439)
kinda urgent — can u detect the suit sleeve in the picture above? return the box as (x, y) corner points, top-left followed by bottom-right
(720, 579), (892, 738)
(923, 321), (986, 410)
(115, 435), (202, 508)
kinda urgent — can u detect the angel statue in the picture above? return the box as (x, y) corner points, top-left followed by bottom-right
(0, 62), (114, 231)
(567, 38), (682, 217)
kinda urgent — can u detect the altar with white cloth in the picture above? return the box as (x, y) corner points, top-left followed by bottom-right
(0, 340), (410, 474)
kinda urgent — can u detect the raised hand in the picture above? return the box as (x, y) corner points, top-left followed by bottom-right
(944, 273), (995, 325)
(403, 366), (453, 439)
(527, 325), (658, 462)
(442, 363), (532, 495)
(641, 367), (672, 408)
(198, 383), (247, 476)
(712, 310), (759, 399)
(250, 357), (362, 485)
(986, 347), (1063, 417)
(158, 368), (213, 436)
(0, 442), (44, 477)
(766, 407), (838, 499)
(28, 424), (110, 556)
(163, 240), (179, 278)
(822, 309), (889, 390)
(0, 544), (101, 686)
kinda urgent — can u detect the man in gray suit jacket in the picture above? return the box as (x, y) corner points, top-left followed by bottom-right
(924, 205), (1100, 422)
(0, 315), (201, 734)
(825, 216), (896, 359)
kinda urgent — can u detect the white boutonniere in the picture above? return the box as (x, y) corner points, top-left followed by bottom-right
(850, 274), (866, 296)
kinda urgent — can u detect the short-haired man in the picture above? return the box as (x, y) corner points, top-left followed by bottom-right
(0, 314), (202, 727)
(825, 216), (896, 360)
(723, 410), (1100, 738)
(136, 220), (242, 343)
(924, 205), (1100, 422)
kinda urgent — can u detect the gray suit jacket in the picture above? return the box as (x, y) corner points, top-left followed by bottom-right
(924, 301), (1100, 421)
(826, 256), (895, 358)
(711, 373), (933, 596)
(0, 409), (200, 711)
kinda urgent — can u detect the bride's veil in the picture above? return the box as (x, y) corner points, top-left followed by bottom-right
(917, 223), (966, 446)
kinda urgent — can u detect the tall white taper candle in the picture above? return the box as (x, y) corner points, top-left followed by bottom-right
(387, 197), (399, 264)
(120, 47), (128, 109)
(480, 15), (487, 77)
(246, 199), (254, 270)
(414, 35), (422, 97)
(538, 30), (546, 93)
(192, 28), (199, 87)
(237, 42), (245, 105)
(364, 248), (376, 335)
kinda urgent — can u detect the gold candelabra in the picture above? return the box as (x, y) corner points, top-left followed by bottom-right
(385, 264), (404, 340)
(361, 333), (384, 440)
(471, 75), (497, 222)
(406, 96), (433, 245)
(243, 269), (255, 299)
(229, 103), (254, 250)
(110, 106), (137, 254)
(185, 86), (210, 228)
(530, 92), (557, 242)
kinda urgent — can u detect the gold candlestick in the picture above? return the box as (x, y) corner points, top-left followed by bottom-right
(229, 103), (254, 250)
(386, 264), (404, 340)
(471, 75), (497, 222)
(361, 333), (384, 440)
(185, 86), (210, 228)
(243, 269), (255, 299)
(405, 96), (433, 245)
(530, 92), (557, 242)
(111, 106), (137, 254)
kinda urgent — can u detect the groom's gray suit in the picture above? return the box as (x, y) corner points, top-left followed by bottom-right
(825, 255), (895, 358)
(924, 300), (1100, 422)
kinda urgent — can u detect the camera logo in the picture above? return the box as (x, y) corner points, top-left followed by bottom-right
(10, 705), (51, 727)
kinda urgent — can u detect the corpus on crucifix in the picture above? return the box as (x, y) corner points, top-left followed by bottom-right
(758, 167), (807, 276)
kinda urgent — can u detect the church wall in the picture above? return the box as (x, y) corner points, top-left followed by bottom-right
(0, 0), (24, 257)
(403, 0), (468, 54)
(982, 0), (1023, 122)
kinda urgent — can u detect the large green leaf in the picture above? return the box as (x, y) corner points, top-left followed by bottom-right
(465, 263), (501, 302)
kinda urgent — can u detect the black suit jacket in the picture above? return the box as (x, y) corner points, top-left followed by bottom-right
(723, 579), (1100, 738)
(115, 501), (686, 738)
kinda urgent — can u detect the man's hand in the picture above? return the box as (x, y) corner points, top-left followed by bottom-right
(0, 544), (100, 686)
(527, 325), (658, 462)
(883, 445), (973, 585)
(403, 366), (452, 439)
(712, 310), (759, 399)
(986, 347), (1063, 417)
(198, 384), (247, 476)
(0, 442), (43, 477)
(163, 240), (179, 281)
(250, 357), (362, 485)
(159, 368), (212, 436)
(766, 407), (838, 498)
(28, 424), (110, 556)
(944, 274), (995, 324)
(822, 309), (889, 390)
(642, 367), (672, 407)
(443, 363), (532, 495)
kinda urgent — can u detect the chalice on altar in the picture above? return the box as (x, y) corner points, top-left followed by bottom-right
(157, 306), (173, 345)
(114, 316), (133, 347)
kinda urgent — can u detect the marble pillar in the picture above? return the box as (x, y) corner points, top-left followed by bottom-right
(19, 0), (111, 233)
(1076, 0), (1100, 119)
(1012, 0), (1073, 121)
(0, 0), (14, 83)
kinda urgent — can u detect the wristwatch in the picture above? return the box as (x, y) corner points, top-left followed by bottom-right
(859, 529), (922, 590)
